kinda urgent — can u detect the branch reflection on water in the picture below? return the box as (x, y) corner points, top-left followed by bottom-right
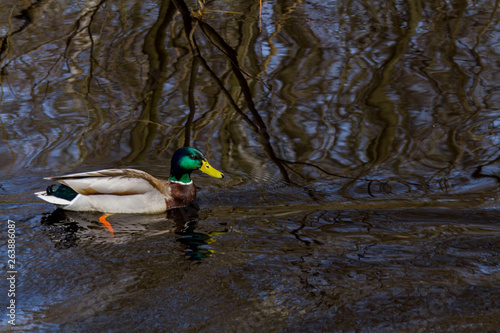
(1, 0), (500, 206)
(2, 2), (500, 330)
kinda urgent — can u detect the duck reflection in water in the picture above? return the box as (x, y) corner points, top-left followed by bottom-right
(169, 204), (228, 260)
(41, 203), (227, 260)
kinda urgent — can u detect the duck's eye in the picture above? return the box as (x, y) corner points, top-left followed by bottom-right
(189, 154), (195, 159)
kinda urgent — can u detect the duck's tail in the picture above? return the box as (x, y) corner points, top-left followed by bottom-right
(35, 184), (79, 206)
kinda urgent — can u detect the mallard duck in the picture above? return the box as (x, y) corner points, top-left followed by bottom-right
(35, 147), (224, 214)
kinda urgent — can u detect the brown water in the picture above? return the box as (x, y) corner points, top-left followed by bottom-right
(1, 0), (500, 331)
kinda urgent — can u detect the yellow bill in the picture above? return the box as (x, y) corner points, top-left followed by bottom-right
(200, 160), (224, 178)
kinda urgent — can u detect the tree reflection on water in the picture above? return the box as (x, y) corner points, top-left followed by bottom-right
(1, 0), (499, 206)
(1, 0), (500, 331)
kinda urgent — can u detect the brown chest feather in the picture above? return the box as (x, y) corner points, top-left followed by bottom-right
(166, 182), (196, 210)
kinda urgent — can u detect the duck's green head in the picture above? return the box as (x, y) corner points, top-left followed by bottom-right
(169, 147), (224, 183)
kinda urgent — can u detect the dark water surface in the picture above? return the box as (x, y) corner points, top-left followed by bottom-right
(1, 0), (500, 331)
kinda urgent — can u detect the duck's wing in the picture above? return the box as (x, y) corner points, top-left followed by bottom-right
(45, 169), (169, 196)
